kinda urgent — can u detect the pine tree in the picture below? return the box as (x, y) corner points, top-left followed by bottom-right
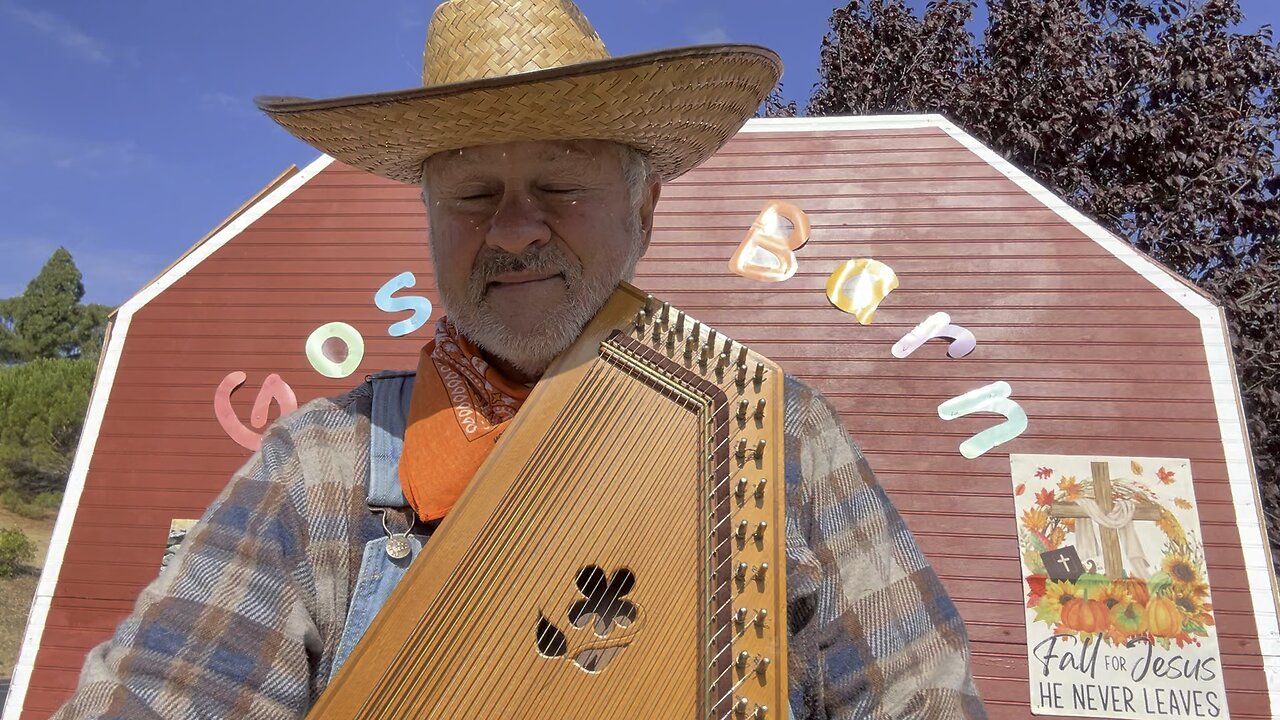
(0, 248), (110, 362)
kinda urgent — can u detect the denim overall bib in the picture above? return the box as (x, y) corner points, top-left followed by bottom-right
(330, 370), (797, 719)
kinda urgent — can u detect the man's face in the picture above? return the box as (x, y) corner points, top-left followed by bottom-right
(423, 139), (659, 376)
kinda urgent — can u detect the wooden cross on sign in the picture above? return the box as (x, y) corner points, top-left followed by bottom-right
(1048, 461), (1160, 580)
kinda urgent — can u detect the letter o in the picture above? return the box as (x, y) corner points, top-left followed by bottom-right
(306, 322), (365, 379)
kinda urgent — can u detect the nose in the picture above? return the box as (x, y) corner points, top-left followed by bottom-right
(485, 189), (551, 255)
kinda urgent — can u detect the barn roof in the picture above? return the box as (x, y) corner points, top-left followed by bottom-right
(5, 114), (1275, 719)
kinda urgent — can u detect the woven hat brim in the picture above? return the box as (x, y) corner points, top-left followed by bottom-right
(255, 44), (782, 185)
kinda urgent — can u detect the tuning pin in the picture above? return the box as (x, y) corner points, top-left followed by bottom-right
(722, 336), (734, 356)
(753, 521), (768, 541)
(645, 294), (657, 314)
(756, 657), (772, 675)
(736, 520), (749, 541)
(753, 563), (769, 580)
(734, 607), (749, 625)
(700, 345), (713, 367)
(691, 320), (701, 339)
(754, 399), (767, 420)
(717, 352), (730, 371)
(660, 301), (671, 327)
(735, 477), (748, 499)
(754, 362), (765, 383)
(754, 705), (769, 718)
(675, 310), (686, 337)
(708, 328), (718, 347)
(736, 346), (749, 367)
(736, 651), (752, 670)
(737, 399), (749, 422)
(735, 698), (750, 716)
(735, 562), (749, 581)
(754, 608), (769, 628)
(754, 439), (767, 459)
(736, 364), (748, 387)
(735, 438), (748, 459)
(755, 478), (767, 499)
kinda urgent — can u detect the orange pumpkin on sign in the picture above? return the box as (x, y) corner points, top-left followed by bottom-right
(1061, 598), (1110, 634)
(1119, 577), (1150, 606)
(1146, 596), (1184, 637)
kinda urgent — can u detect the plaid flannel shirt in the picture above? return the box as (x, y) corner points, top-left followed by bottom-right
(53, 376), (986, 719)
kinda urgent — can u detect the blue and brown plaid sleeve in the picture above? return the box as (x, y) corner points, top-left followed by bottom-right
(51, 392), (369, 720)
(784, 377), (987, 719)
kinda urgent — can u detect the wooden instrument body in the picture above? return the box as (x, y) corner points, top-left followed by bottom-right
(312, 284), (786, 719)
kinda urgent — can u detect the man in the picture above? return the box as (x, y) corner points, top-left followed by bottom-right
(53, 1), (986, 718)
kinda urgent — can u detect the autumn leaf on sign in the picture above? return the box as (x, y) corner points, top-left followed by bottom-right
(1175, 497), (1193, 510)
(1131, 460), (1144, 475)
(1035, 466), (1053, 480)
(1058, 475), (1083, 501)
(1157, 467), (1176, 484)
(1035, 488), (1056, 507)
(1015, 483), (1026, 496)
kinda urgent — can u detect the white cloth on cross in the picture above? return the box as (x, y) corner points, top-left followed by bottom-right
(1073, 497), (1152, 580)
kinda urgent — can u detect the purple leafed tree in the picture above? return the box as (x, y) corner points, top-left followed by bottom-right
(806, 0), (1280, 560)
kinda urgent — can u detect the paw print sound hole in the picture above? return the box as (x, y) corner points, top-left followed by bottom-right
(536, 565), (642, 672)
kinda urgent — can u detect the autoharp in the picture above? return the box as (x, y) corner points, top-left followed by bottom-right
(312, 283), (786, 719)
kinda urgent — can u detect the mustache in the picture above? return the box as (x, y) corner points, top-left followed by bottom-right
(470, 245), (581, 288)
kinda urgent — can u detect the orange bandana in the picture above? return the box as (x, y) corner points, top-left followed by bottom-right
(399, 318), (532, 521)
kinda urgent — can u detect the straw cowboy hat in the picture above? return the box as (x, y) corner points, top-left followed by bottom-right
(255, 0), (782, 185)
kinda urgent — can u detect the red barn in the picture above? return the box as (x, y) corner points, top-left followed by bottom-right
(5, 115), (1276, 719)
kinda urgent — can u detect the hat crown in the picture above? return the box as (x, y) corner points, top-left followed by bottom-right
(423, 0), (610, 86)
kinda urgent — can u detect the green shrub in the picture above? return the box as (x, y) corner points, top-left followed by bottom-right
(0, 489), (62, 519)
(0, 527), (35, 578)
(0, 357), (94, 497)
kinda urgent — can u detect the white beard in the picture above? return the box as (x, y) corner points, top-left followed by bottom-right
(431, 216), (644, 377)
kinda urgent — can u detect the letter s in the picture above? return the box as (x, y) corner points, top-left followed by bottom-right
(375, 271), (433, 337)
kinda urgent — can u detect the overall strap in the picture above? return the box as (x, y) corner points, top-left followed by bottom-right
(368, 370), (416, 508)
(330, 370), (422, 681)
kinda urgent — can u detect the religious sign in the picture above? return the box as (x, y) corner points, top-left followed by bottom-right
(1010, 454), (1228, 719)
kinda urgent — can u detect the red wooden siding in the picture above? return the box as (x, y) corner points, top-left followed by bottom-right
(19, 125), (1268, 718)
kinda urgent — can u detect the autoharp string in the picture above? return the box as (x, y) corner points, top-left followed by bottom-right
(435, 353), (727, 717)
(358, 360), (631, 718)
(445, 362), (697, 720)
(496, 353), (747, 717)
(355, 340), (749, 718)
(531, 359), (721, 720)
(361, 358), (691, 718)
(531, 351), (760, 720)
(481, 361), (706, 717)
(539, 359), (751, 720)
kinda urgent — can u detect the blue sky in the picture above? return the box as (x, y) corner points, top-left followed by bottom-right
(1, 0), (1276, 306)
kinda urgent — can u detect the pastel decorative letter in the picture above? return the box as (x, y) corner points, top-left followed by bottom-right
(728, 201), (811, 282)
(375, 271), (433, 336)
(825, 259), (899, 325)
(892, 312), (977, 359)
(215, 372), (299, 451)
(306, 322), (366, 379)
(938, 381), (1028, 459)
